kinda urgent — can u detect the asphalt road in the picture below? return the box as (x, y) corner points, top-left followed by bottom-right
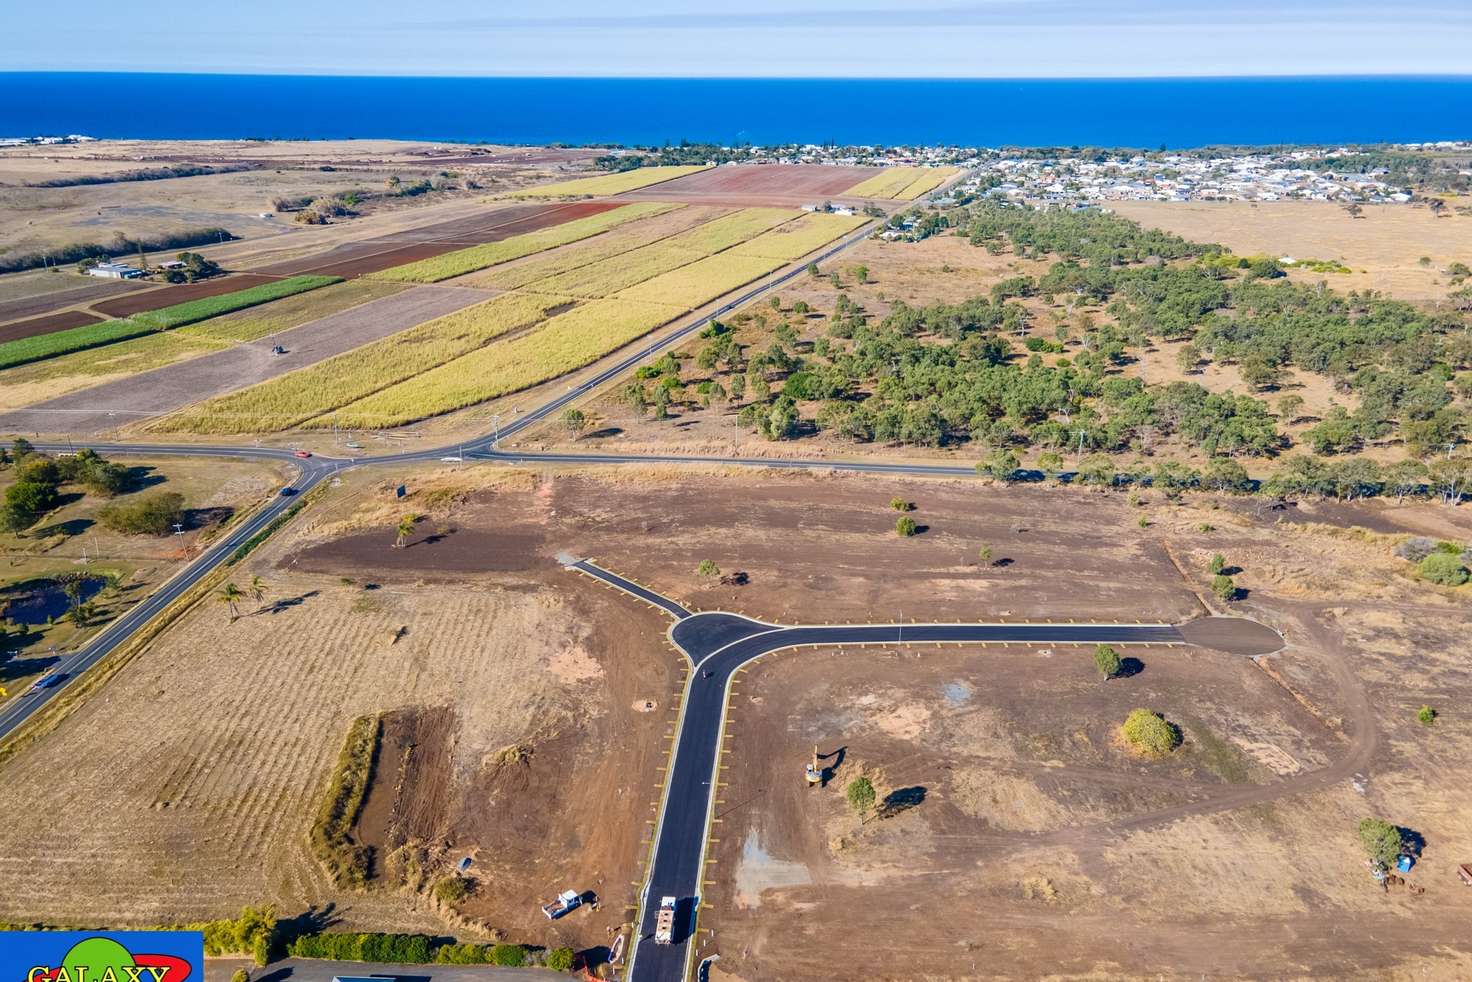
(0, 218), (883, 745)
(558, 568), (1201, 982)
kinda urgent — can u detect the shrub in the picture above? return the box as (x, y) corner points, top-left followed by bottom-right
(1417, 552), (1469, 586)
(1121, 709), (1182, 756)
(1093, 644), (1122, 679)
(488, 944), (527, 968)
(433, 876), (471, 905)
(230, 970), (249, 982)
(288, 932), (431, 964)
(198, 905), (278, 960)
(697, 559), (720, 577)
(895, 516), (918, 537)
(1417, 705), (1438, 726)
(1357, 817), (1403, 867)
(889, 496), (912, 511)
(545, 947), (576, 972)
(846, 776), (876, 816)
(1209, 553), (1226, 574)
(1212, 574), (1237, 602)
(1395, 537), (1436, 562)
(96, 491), (185, 536)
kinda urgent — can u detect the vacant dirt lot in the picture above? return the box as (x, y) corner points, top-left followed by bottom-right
(0, 468), (679, 947)
(692, 481), (1472, 981)
(643, 165), (877, 200)
(2, 462), (1467, 979)
(1112, 199), (1472, 302)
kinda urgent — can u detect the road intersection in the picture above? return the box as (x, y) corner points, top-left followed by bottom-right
(567, 560), (1281, 982)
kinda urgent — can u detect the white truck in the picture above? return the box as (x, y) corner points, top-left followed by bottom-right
(654, 896), (677, 944)
(541, 889), (581, 919)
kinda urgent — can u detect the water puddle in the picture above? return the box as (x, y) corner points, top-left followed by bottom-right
(943, 680), (974, 706)
(733, 829), (811, 908)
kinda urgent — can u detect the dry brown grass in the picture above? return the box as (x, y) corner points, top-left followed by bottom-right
(1111, 200), (1472, 302)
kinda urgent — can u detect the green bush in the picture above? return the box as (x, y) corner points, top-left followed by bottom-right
(545, 947), (576, 972)
(96, 491), (185, 536)
(288, 932), (431, 964)
(433, 876), (471, 905)
(1357, 817), (1403, 867)
(230, 970), (249, 982)
(1212, 574), (1237, 602)
(1121, 709), (1182, 756)
(1417, 705), (1438, 725)
(1093, 644), (1122, 679)
(196, 905), (278, 962)
(895, 516), (918, 537)
(488, 944), (527, 968)
(1417, 552), (1469, 586)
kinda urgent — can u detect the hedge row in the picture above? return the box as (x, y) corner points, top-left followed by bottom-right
(309, 714), (381, 889)
(286, 934), (530, 968)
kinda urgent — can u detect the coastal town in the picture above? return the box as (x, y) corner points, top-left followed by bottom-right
(741, 140), (1472, 204)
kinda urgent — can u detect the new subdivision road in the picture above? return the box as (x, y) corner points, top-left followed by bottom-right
(563, 561), (1281, 982)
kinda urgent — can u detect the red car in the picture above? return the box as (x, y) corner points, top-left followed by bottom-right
(293, 450), (312, 459)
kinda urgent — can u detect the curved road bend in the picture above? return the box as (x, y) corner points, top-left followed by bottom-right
(590, 576), (1210, 982)
(0, 452), (337, 742)
(0, 217), (884, 741)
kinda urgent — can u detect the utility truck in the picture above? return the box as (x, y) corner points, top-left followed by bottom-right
(541, 889), (581, 919)
(654, 896), (677, 944)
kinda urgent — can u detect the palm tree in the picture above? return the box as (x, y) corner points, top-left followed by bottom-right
(249, 575), (268, 608)
(219, 582), (244, 622)
(394, 515), (418, 549)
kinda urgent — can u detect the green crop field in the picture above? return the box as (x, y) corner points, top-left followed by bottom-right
(844, 166), (959, 200)
(0, 319), (158, 371)
(463, 206), (730, 291)
(512, 165), (710, 198)
(613, 252), (785, 310)
(131, 275), (343, 329)
(153, 291), (576, 434)
(728, 213), (870, 261)
(370, 203), (675, 284)
(311, 298), (682, 429)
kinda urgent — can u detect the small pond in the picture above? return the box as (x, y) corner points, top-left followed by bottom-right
(2, 576), (106, 626)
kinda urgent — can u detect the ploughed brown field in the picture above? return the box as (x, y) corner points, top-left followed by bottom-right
(0, 308), (103, 344)
(256, 201), (625, 279)
(0, 279), (146, 325)
(90, 272), (285, 319)
(642, 164), (878, 199)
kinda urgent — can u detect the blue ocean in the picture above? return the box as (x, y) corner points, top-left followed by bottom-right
(2, 73), (1470, 147)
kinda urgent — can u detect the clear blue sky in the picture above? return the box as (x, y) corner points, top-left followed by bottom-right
(11, 0), (1472, 77)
